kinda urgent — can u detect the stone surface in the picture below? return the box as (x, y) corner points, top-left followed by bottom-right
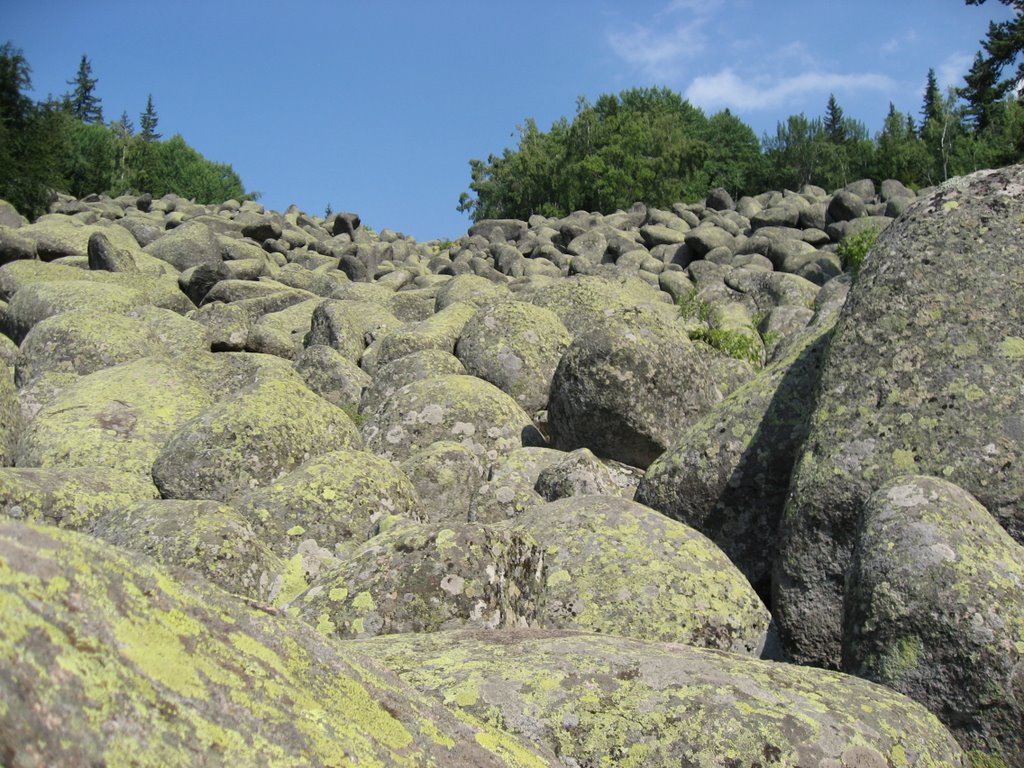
(358, 629), (967, 768)
(776, 167), (1024, 669)
(843, 475), (1024, 765)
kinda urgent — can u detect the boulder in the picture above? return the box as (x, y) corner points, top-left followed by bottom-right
(143, 221), (222, 270)
(292, 343), (370, 412)
(455, 300), (571, 414)
(86, 231), (139, 272)
(359, 629), (966, 768)
(512, 495), (771, 653)
(844, 475), (1024, 765)
(776, 166), (1024, 669)
(434, 273), (508, 310)
(362, 374), (538, 467)
(359, 348), (466, 415)
(91, 499), (283, 603)
(533, 447), (637, 501)
(0, 521), (551, 766)
(152, 360), (363, 502)
(0, 466), (159, 530)
(400, 441), (485, 523)
(233, 448), (420, 567)
(292, 519), (544, 639)
(547, 307), (719, 468)
(0, 360), (18, 467)
(470, 446), (562, 523)
(636, 316), (836, 603)
(373, 301), (477, 371)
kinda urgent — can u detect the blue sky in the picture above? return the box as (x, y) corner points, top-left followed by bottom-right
(1, 1), (1014, 240)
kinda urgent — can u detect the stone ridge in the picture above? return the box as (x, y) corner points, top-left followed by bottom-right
(0, 171), (1019, 766)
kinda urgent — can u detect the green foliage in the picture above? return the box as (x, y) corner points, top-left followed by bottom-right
(966, 750), (1008, 768)
(0, 43), (251, 216)
(836, 226), (881, 277)
(690, 326), (764, 367)
(66, 54), (103, 124)
(676, 289), (713, 323)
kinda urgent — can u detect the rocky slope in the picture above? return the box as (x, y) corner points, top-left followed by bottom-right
(1, 171), (1021, 766)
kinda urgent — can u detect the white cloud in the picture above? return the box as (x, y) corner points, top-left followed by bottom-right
(605, 0), (724, 81)
(881, 30), (919, 54)
(685, 68), (897, 111)
(937, 51), (972, 90)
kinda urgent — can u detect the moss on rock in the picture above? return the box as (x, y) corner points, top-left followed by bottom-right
(0, 359), (18, 467)
(513, 495), (771, 653)
(0, 521), (552, 766)
(152, 365), (363, 502)
(844, 475), (1024, 764)
(0, 466), (160, 530)
(362, 374), (538, 468)
(292, 519), (544, 639)
(356, 628), (967, 767)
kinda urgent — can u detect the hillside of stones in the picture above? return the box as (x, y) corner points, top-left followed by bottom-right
(1, 169), (1022, 767)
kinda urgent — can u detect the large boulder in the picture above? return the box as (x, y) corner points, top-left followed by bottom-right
(91, 499), (283, 603)
(513, 495), (771, 654)
(142, 221), (222, 270)
(359, 348), (467, 415)
(0, 360), (18, 466)
(292, 519), (544, 639)
(636, 316), (836, 602)
(843, 475), (1024, 765)
(776, 167), (1024, 669)
(0, 521), (552, 766)
(0, 466), (159, 530)
(455, 300), (571, 414)
(358, 629), (967, 768)
(152, 359), (362, 502)
(400, 441), (485, 523)
(547, 307), (720, 468)
(361, 374), (538, 467)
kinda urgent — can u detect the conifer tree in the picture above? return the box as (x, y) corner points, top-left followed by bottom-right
(824, 94), (846, 143)
(921, 68), (942, 126)
(139, 94), (160, 142)
(66, 54), (103, 123)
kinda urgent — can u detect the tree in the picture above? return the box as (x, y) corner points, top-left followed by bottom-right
(964, 1), (1024, 102)
(824, 94), (846, 143)
(703, 109), (763, 198)
(921, 68), (942, 126)
(874, 102), (931, 185)
(139, 94), (160, 142)
(0, 41), (32, 128)
(66, 54), (103, 123)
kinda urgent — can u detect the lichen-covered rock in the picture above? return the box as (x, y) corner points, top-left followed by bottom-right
(0, 359), (18, 466)
(0, 521), (554, 767)
(362, 374), (538, 467)
(292, 343), (371, 412)
(5, 280), (157, 343)
(434, 273), (509, 310)
(293, 519), (544, 639)
(531, 274), (675, 338)
(454, 300), (570, 414)
(533, 447), (635, 501)
(374, 301), (478, 371)
(17, 216), (140, 260)
(547, 307), (719, 468)
(142, 220), (222, 270)
(233, 448), (420, 571)
(14, 306), (207, 386)
(358, 629), (967, 768)
(843, 475), (1024, 765)
(152, 361), (363, 501)
(0, 466), (159, 530)
(776, 167), (1024, 669)
(92, 499), (284, 603)
(359, 349), (466, 415)
(513, 495), (771, 653)
(635, 316), (835, 602)
(470, 446), (562, 523)
(246, 298), (320, 359)
(400, 441), (484, 523)
(304, 297), (371, 362)
(16, 355), (218, 477)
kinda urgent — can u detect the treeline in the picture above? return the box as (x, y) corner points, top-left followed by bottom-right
(459, 4), (1024, 221)
(0, 45), (252, 219)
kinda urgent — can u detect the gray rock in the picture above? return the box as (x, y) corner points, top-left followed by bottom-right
(547, 307), (719, 468)
(776, 166), (1024, 669)
(533, 447), (632, 501)
(705, 187), (735, 211)
(292, 344), (370, 411)
(826, 189), (867, 223)
(143, 221), (222, 270)
(400, 441), (484, 523)
(843, 475), (1024, 765)
(684, 224), (735, 257)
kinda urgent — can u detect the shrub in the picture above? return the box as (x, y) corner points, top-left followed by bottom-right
(837, 226), (880, 277)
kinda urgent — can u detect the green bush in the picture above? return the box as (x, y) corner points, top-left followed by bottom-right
(690, 326), (764, 367)
(837, 226), (881, 277)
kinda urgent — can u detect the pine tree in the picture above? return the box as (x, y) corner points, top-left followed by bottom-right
(964, 1), (1024, 100)
(921, 68), (942, 126)
(139, 93), (160, 142)
(114, 110), (134, 137)
(0, 41), (33, 127)
(66, 54), (103, 123)
(824, 94), (846, 143)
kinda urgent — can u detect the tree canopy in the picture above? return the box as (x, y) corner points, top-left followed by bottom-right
(0, 44), (252, 218)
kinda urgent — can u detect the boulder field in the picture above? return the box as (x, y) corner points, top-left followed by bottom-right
(1, 171), (1022, 766)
